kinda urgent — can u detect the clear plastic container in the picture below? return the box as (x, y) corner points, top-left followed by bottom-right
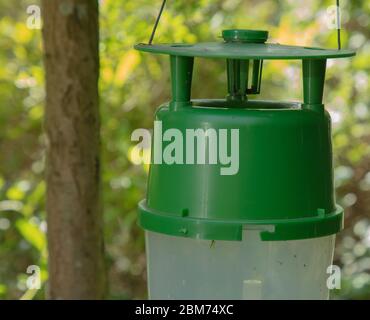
(145, 230), (335, 300)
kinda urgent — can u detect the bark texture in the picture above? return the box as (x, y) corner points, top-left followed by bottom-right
(42, 0), (105, 299)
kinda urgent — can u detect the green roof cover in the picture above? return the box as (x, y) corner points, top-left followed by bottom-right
(135, 29), (355, 60)
(135, 42), (355, 60)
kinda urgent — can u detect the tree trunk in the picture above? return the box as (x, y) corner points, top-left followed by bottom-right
(42, 0), (105, 299)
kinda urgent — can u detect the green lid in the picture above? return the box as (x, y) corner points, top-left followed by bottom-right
(222, 29), (268, 43)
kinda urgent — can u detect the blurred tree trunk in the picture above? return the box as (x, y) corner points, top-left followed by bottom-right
(42, 0), (105, 299)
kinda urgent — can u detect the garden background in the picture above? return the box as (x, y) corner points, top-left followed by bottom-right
(0, 0), (369, 299)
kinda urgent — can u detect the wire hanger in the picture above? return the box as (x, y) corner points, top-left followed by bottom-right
(148, 0), (342, 50)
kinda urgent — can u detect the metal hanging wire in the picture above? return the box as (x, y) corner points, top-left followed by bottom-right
(148, 0), (167, 45)
(336, 0), (342, 50)
(148, 0), (343, 50)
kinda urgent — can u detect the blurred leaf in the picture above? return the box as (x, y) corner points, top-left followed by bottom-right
(15, 219), (46, 252)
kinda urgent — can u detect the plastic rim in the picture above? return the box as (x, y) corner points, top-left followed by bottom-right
(138, 200), (344, 241)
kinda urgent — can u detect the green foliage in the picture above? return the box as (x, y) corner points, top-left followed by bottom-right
(0, 0), (368, 299)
